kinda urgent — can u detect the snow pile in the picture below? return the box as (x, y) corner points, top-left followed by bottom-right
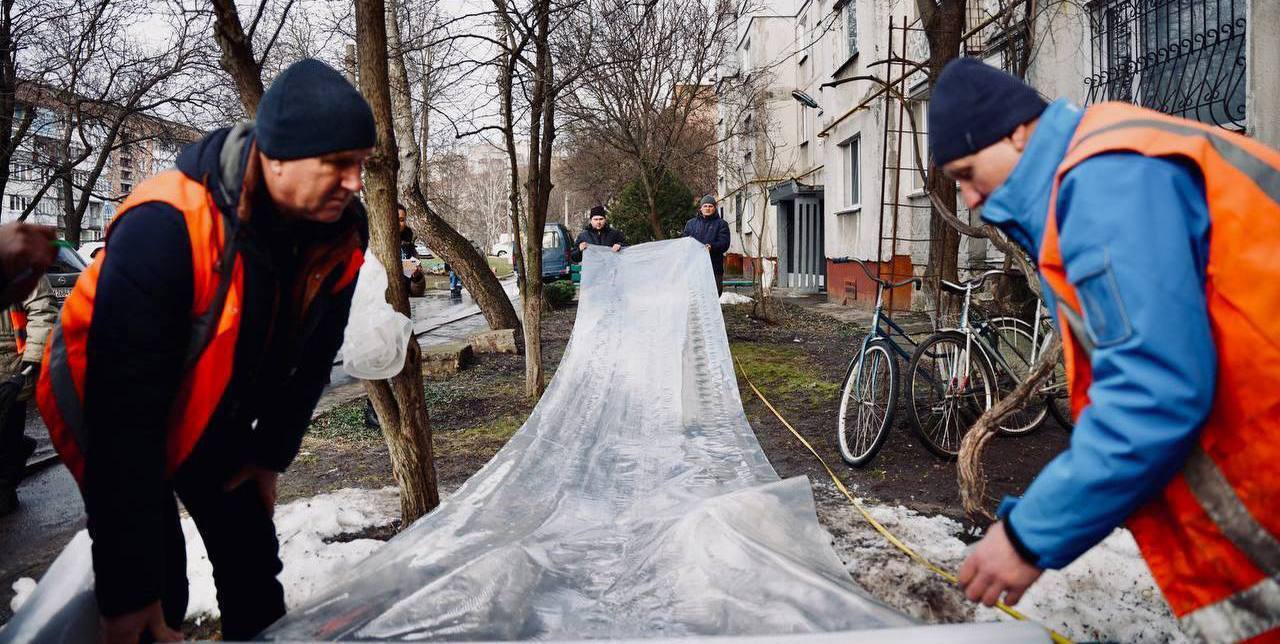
(184, 487), (399, 623)
(720, 292), (754, 305)
(813, 483), (1185, 643)
(8, 577), (36, 613)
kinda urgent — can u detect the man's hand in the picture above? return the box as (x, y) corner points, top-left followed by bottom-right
(0, 223), (55, 308)
(101, 600), (181, 644)
(578, 241), (589, 251)
(225, 464), (279, 514)
(611, 244), (621, 252)
(958, 521), (1043, 606)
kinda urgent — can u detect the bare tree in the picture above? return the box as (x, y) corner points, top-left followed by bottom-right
(916, 0), (966, 298)
(385, 0), (521, 332)
(355, 0), (439, 523)
(488, 0), (597, 398)
(564, 0), (732, 239)
(717, 64), (791, 321)
(15, 0), (209, 245)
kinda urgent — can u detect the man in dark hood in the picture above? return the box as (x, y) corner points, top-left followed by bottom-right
(37, 59), (373, 642)
(571, 205), (625, 262)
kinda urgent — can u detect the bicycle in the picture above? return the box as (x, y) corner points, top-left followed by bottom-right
(986, 306), (1073, 431)
(833, 258), (922, 466)
(905, 270), (1066, 458)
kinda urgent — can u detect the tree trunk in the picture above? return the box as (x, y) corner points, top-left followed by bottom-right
(637, 166), (666, 240)
(519, 0), (554, 399)
(384, 0), (520, 332)
(59, 174), (79, 246)
(211, 0), (266, 116)
(355, 0), (439, 523)
(921, 0), (964, 304)
(496, 11), (527, 299)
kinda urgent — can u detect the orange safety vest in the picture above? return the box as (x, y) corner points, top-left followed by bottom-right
(1040, 102), (1280, 642)
(9, 309), (27, 355)
(37, 170), (363, 484)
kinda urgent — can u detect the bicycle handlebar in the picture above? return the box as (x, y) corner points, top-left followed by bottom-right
(939, 269), (1010, 294)
(830, 256), (922, 290)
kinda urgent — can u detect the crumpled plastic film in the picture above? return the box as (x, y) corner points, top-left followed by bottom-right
(343, 251), (414, 380)
(264, 238), (914, 640)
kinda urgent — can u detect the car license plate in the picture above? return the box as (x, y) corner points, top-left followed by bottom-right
(53, 287), (72, 300)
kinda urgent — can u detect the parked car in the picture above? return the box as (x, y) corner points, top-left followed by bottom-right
(539, 223), (573, 281)
(49, 240), (88, 306)
(413, 241), (434, 259)
(491, 241), (513, 257)
(512, 224), (573, 282)
(78, 241), (105, 263)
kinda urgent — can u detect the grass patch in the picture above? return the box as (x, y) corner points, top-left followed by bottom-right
(309, 399), (380, 443)
(731, 342), (839, 405)
(434, 413), (525, 457)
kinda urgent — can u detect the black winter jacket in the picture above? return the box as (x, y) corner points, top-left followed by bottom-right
(681, 214), (731, 271)
(571, 224), (626, 261)
(81, 123), (367, 617)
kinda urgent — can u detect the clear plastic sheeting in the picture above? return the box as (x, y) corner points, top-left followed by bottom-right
(265, 239), (916, 640)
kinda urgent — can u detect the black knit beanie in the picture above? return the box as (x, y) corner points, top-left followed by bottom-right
(589, 205), (607, 218)
(928, 58), (1048, 167)
(256, 59), (377, 160)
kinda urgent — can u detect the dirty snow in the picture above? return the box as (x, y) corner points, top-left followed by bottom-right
(720, 292), (754, 305)
(8, 577), (36, 613)
(811, 481), (1186, 643)
(184, 487), (400, 623)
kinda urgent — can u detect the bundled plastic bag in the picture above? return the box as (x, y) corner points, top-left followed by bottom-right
(342, 252), (413, 380)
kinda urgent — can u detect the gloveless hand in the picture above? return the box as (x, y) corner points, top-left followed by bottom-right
(958, 521), (1043, 606)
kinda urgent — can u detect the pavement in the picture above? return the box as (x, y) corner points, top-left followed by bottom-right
(0, 278), (520, 623)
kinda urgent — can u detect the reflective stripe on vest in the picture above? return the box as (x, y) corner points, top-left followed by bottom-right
(1038, 102), (1280, 641)
(1180, 575), (1280, 643)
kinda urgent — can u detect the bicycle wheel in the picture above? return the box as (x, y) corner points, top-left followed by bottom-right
(837, 339), (898, 466)
(985, 317), (1049, 435)
(907, 331), (997, 459)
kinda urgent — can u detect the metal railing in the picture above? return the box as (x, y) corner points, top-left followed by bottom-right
(1084, 0), (1247, 131)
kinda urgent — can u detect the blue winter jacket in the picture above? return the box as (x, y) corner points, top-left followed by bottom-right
(682, 213), (731, 271)
(980, 100), (1216, 569)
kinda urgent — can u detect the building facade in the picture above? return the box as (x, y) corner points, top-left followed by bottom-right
(719, 0), (1271, 311)
(1, 86), (199, 243)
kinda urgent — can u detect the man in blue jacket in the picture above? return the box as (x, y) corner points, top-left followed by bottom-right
(926, 59), (1218, 614)
(682, 194), (731, 295)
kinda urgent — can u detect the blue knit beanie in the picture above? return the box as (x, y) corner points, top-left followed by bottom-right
(256, 59), (376, 160)
(928, 58), (1048, 167)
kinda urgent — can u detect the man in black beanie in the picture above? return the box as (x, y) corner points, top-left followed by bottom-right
(932, 58), (1280, 642)
(571, 204), (625, 262)
(38, 58), (374, 642)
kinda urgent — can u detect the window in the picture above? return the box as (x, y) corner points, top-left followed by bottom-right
(734, 193), (744, 232)
(7, 195), (28, 212)
(741, 39), (752, 72)
(542, 229), (561, 249)
(845, 1), (858, 58)
(908, 100), (928, 191)
(120, 182), (132, 194)
(1087, 0), (1246, 130)
(798, 15), (809, 63)
(841, 135), (860, 209)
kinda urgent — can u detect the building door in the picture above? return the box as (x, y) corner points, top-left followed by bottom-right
(778, 195), (825, 290)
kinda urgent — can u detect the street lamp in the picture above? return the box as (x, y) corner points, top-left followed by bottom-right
(791, 90), (820, 109)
